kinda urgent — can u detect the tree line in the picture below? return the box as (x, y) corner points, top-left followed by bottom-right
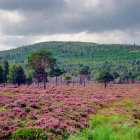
(0, 50), (139, 89)
(0, 42), (139, 79)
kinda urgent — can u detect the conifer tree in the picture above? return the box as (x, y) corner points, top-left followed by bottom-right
(27, 50), (56, 89)
(96, 70), (114, 88)
(49, 67), (63, 86)
(2, 59), (9, 86)
(0, 65), (4, 84)
(8, 64), (26, 87)
(79, 66), (89, 86)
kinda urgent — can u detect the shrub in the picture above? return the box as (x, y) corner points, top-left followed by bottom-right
(12, 128), (48, 140)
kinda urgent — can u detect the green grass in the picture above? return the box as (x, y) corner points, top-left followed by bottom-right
(13, 119), (30, 127)
(11, 128), (48, 140)
(69, 124), (140, 140)
(69, 96), (140, 140)
(69, 114), (140, 140)
(0, 107), (7, 112)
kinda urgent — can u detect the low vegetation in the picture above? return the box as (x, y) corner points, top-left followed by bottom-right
(0, 84), (139, 139)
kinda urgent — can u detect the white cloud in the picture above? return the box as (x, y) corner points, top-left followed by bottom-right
(0, 10), (24, 24)
(0, 30), (139, 51)
(0, 44), (15, 51)
(33, 30), (137, 45)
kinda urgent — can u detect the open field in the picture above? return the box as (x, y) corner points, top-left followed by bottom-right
(0, 84), (140, 139)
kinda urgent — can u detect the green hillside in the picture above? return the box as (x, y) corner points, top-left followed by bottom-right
(0, 41), (140, 77)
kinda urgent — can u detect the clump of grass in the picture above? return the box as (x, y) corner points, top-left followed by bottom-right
(13, 119), (30, 127)
(11, 128), (48, 140)
(70, 124), (140, 140)
(0, 107), (7, 112)
(69, 113), (140, 140)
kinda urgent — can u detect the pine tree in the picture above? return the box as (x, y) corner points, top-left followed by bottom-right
(7, 64), (26, 87)
(49, 67), (63, 86)
(79, 66), (89, 86)
(96, 71), (114, 88)
(0, 65), (4, 84)
(27, 50), (56, 89)
(2, 59), (9, 86)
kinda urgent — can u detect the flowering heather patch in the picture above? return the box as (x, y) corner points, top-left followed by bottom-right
(0, 84), (139, 139)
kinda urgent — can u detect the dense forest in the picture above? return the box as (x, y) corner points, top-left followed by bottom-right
(0, 41), (140, 83)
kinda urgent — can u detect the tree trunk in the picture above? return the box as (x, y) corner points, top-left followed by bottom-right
(37, 81), (39, 87)
(43, 68), (46, 89)
(56, 76), (58, 86)
(83, 78), (85, 87)
(80, 76), (82, 85)
(104, 81), (107, 88)
(73, 81), (75, 87)
(60, 76), (63, 85)
(66, 81), (69, 86)
(18, 83), (20, 87)
(82, 75), (86, 87)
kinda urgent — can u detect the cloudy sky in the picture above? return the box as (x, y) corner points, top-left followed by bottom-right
(0, 0), (140, 51)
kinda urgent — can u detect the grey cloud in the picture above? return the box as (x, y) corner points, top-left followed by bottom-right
(0, 36), (36, 48)
(0, 0), (140, 50)
(0, 0), (140, 36)
(0, 0), (65, 11)
(62, 0), (140, 33)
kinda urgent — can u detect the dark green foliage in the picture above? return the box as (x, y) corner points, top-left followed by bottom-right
(0, 41), (139, 71)
(17, 65), (26, 86)
(64, 75), (71, 81)
(32, 69), (43, 81)
(2, 59), (9, 85)
(129, 73), (137, 83)
(64, 75), (71, 86)
(49, 67), (63, 86)
(96, 71), (114, 88)
(0, 41), (140, 81)
(0, 65), (4, 84)
(26, 71), (33, 86)
(12, 128), (48, 140)
(79, 66), (90, 86)
(7, 64), (17, 85)
(136, 76), (140, 81)
(49, 67), (63, 77)
(111, 71), (120, 79)
(119, 72), (130, 83)
(79, 66), (89, 76)
(7, 64), (26, 86)
(27, 50), (56, 70)
(27, 50), (56, 89)
(32, 69), (48, 87)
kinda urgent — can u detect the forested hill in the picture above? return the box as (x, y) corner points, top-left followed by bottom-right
(0, 41), (140, 76)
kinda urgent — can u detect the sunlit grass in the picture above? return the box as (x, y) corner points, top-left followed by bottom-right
(69, 114), (140, 140)
(69, 125), (140, 140)
(13, 119), (30, 127)
(0, 107), (7, 112)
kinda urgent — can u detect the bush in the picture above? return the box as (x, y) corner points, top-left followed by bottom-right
(12, 128), (48, 140)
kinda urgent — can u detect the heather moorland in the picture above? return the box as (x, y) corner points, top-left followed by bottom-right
(0, 84), (140, 139)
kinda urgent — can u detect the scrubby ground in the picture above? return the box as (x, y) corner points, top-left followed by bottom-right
(0, 84), (140, 139)
(69, 85), (140, 140)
